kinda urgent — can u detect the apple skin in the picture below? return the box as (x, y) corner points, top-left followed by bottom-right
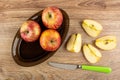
(42, 6), (63, 29)
(20, 20), (41, 42)
(40, 29), (61, 51)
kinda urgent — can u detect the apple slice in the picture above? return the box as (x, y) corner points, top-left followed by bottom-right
(82, 19), (103, 37)
(66, 33), (82, 53)
(83, 44), (102, 63)
(66, 34), (76, 52)
(95, 36), (117, 50)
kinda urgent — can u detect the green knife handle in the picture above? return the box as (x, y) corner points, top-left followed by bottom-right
(81, 65), (112, 73)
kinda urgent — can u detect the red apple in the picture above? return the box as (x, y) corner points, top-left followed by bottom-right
(40, 29), (61, 51)
(20, 20), (41, 42)
(42, 6), (63, 29)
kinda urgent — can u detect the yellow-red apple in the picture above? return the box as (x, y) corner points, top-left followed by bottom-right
(20, 20), (41, 42)
(42, 6), (63, 29)
(40, 29), (61, 51)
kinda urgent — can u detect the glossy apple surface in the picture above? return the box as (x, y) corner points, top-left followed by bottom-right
(20, 20), (41, 42)
(42, 6), (63, 29)
(40, 29), (61, 51)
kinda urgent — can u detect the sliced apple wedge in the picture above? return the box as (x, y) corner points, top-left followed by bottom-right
(66, 34), (76, 52)
(83, 44), (102, 63)
(82, 19), (103, 37)
(95, 36), (117, 50)
(66, 33), (82, 53)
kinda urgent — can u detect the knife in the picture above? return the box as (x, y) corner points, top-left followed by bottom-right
(48, 62), (112, 73)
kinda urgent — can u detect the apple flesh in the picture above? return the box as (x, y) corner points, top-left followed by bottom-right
(82, 19), (103, 37)
(40, 29), (61, 51)
(66, 33), (82, 53)
(42, 6), (63, 29)
(83, 44), (102, 63)
(95, 36), (117, 50)
(20, 20), (41, 42)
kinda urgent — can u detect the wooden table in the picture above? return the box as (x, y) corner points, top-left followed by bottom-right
(0, 0), (120, 80)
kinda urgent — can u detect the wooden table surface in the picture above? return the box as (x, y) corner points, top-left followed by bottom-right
(0, 0), (120, 80)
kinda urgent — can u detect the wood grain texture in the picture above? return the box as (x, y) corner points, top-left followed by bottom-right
(0, 0), (120, 80)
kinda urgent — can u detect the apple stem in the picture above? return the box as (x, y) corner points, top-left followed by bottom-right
(24, 30), (29, 34)
(51, 40), (54, 43)
(48, 12), (52, 18)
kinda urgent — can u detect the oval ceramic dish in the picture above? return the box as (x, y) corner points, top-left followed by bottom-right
(11, 9), (69, 67)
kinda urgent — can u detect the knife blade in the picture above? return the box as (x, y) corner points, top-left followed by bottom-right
(48, 62), (112, 73)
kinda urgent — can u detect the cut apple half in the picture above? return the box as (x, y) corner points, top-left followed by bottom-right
(83, 44), (102, 63)
(82, 19), (103, 37)
(95, 36), (117, 50)
(66, 33), (82, 53)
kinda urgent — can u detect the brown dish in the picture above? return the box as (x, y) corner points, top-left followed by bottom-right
(11, 9), (69, 67)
